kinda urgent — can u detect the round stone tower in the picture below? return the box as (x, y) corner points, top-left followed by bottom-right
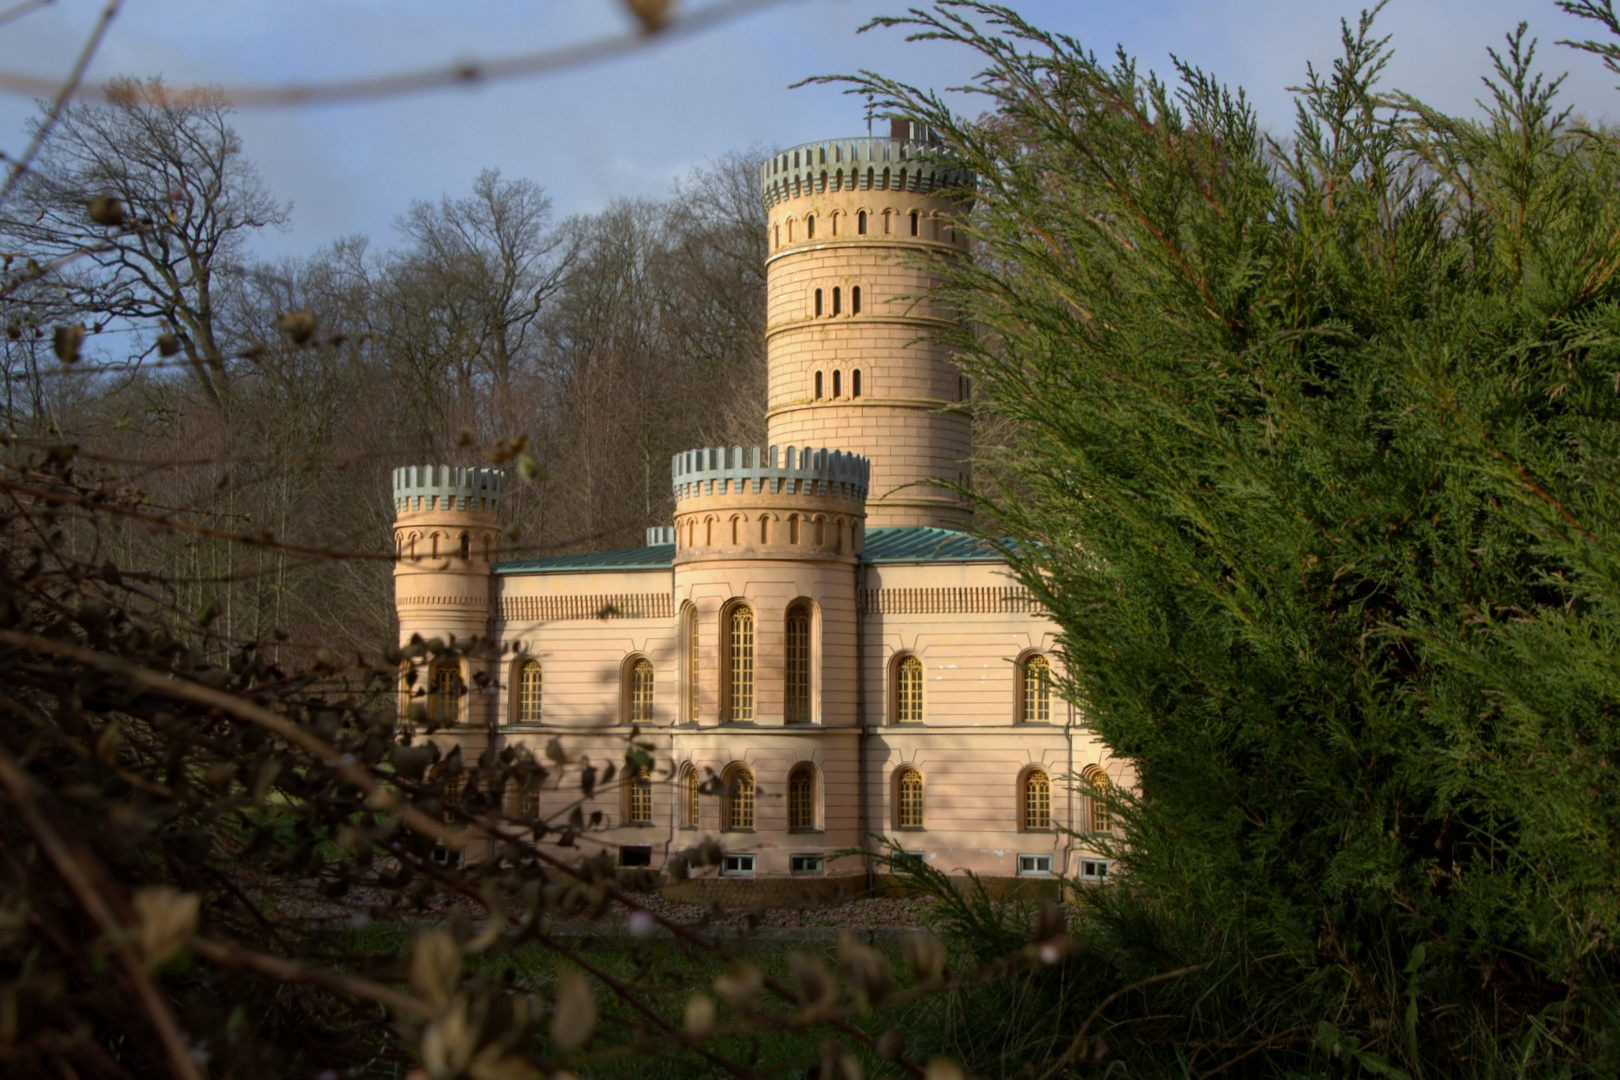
(671, 445), (868, 726)
(760, 121), (974, 529)
(391, 465), (505, 652)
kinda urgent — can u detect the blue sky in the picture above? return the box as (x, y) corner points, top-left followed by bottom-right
(0, 0), (1616, 260)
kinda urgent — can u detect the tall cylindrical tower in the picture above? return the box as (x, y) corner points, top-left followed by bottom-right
(760, 123), (974, 529)
(391, 463), (505, 650)
(670, 445), (868, 726)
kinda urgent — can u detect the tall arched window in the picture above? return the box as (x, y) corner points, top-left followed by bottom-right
(728, 606), (755, 722)
(896, 767), (924, 829)
(832, 370), (842, 398)
(723, 767), (754, 830)
(806, 214), (815, 238)
(896, 655), (924, 723)
(788, 765), (815, 830)
(814, 288), (823, 317)
(627, 765), (653, 824)
(458, 532), (470, 560)
(785, 602), (811, 724)
(427, 664), (461, 726)
(857, 209), (867, 234)
(852, 369), (862, 397)
(1021, 655), (1052, 723)
(683, 605), (699, 722)
(516, 659), (542, 723)
(628, 658), (654, 723)
(851, 286), (861, 315)
(910, 210), (919, 236)
(832, 286), (842, 315)
(1086, 768), (1112, 833)
(680, 765), (700, 827)
(1023, 770), (1052, 830)
(814, 371), (823, 399)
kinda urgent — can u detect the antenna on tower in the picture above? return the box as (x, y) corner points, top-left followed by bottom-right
(865, 93), (873, 138)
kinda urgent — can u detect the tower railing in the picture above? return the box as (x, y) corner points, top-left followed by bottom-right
(392, 465), (506, 514)
(672, 445), (869, 501)
(760, 137), (974, 209)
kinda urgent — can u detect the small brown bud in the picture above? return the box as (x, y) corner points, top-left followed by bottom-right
(87, 194), (125, 226)
(876, 1029), (906, 1061)
(275, 310), (316, 346)
(903, 930), (947, 982)
(789, 951), (836, 1010)
(53, 324), (84, 363)
(156, 332), (180, 357)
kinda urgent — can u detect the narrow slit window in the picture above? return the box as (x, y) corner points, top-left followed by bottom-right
(729, 607), (755, 722)
(785, 603), (811, 724)
(852, 370), (862, 398)
(910, 210), (919, 236)
(629, 658), (654, 723)
(814, 288), (823, 317)
(857, 209), (867, 234)
(832, 371), (842, 398)
(806, 214), (815, 239)
(814, 371), (823, 399)
(684, 606), (699, 722)
(683, 766), (700, 826)
(627, 766), (652, 824)
(832, 287), (841, 316)
(851, 286), (861, 315)
(1024, 771), (1052, 830)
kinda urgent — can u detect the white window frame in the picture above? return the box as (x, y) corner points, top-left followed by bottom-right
(1080, 858), (1111, 883)
(721, 852), (756, 877)
(1017, 853), (1053, 876)
(789, 853), (824, 876)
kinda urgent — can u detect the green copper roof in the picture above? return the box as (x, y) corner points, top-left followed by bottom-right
(859, 527), (1001, 563)
(492, 527), (1003, 575)
(494, 544), (676, 574)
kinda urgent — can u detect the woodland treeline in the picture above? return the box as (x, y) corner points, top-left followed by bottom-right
(0, 81), (769, 654)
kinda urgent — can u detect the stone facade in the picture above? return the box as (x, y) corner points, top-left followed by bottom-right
(391, 125), (1128, 889)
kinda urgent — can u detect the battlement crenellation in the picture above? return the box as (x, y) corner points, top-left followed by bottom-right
(392, 464), (506, 515)
(672, 445), (869, 502)
(760, 137), (973, 209)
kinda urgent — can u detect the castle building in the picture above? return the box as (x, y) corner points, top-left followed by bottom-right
(391, 124), (1125, 885)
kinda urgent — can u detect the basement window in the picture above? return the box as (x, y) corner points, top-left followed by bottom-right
(790, 854), (824, 875)
(1017, 853), (1053, 876)
(620, 845), (652, 868)
(1080, 859), (1111, 883)
(721, 853), (756, 876)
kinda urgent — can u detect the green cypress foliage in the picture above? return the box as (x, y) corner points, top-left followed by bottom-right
(844, 2), (1620, 1070)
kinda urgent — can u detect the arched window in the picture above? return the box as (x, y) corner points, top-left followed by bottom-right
(910, 210), (919, 236)
(627, 765), (653, 824)
(773, 224), (779, 248)
(683, 605), (699, 722)
(760, 515), (771, 544)
(728, 606), (755, 722)
(832, 370), (842, 398)
(1021, 655), (1052, 723)
(896, 655), (924, 723)
(440, 770), (465, 825)
(680, 765), (700, 827)
(1086, 768), (1112, 833)
(428, 664), (461, 726)
(896, 767), (924, 829)
(785, 602), (811, 724)
(806, 214), (815, 239)
(852, 369), (862, 397)
(431, 533), (440, 559)
(723, 767), (754, 830)
(628, 658), (654, 723)
(857, 209), (867, 234)
(515, 659), (542, 723)
(788, 765), (815, 830)
(459, 532), (470, 560)
(851, 286), (861, 315)
(832, 286), (842, 315)
(789, 515), (801, 544)
(814, 288), (823, 317)
(814, 371), (823, 399)
(731, 516), (739, 544)
(1023, 770), (1052, 830)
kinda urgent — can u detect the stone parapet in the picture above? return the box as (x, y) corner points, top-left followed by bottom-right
(760, 136), (973, 209)
(392, 465), (505, 515)
(672, 445), (868, 502)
